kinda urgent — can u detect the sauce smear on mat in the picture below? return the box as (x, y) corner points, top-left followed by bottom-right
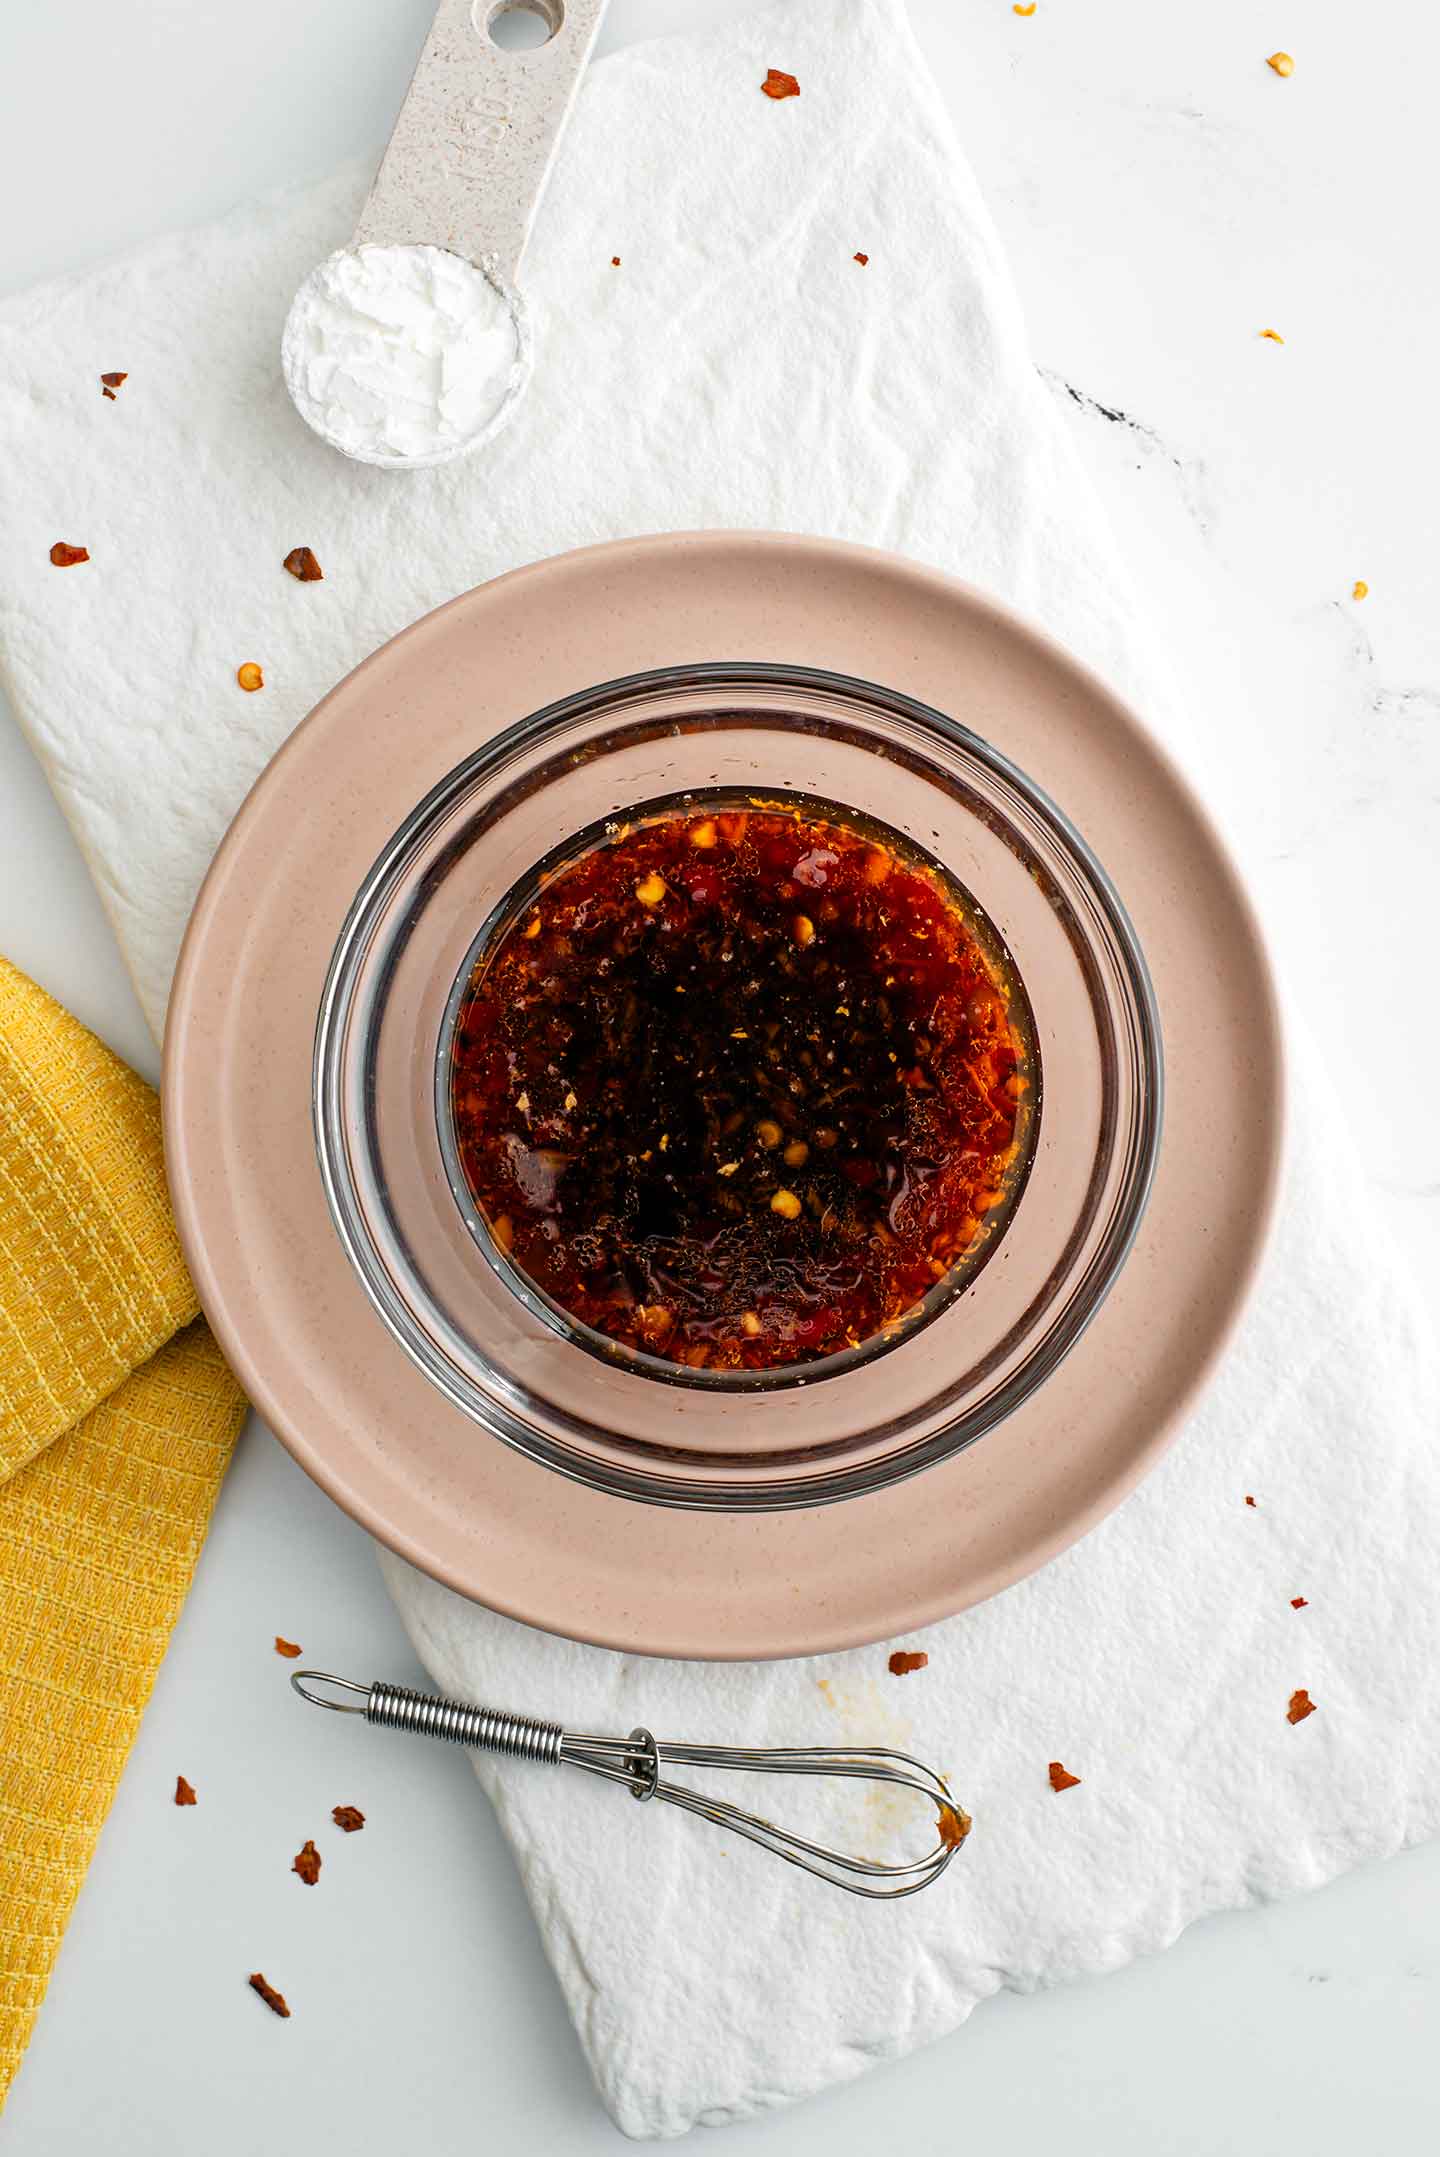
(448, 797), (1036, 1373)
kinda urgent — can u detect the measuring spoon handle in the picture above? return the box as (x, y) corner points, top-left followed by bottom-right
(355, 0), (610, 284)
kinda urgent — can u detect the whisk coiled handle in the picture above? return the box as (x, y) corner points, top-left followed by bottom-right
(292, 1670), (565, 1766)
(367, 1680), (564, 1764)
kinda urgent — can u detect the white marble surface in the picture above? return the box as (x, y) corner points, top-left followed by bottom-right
(2, 1), (1437, 2149)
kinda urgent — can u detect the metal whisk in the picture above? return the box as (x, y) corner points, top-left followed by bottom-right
(292, 1671), (968, 1899)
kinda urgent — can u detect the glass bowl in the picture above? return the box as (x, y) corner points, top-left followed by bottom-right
(313, 662), (1162, 1510)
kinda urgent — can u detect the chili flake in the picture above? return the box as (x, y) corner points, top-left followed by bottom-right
(332, 1805), (366, 1833)
(1245, 1494), (1257, 1507)
(611, 256), (621, 267)
(937, 1801), (971, 1850)
(1291, 1597), (1308, 1610)
(274, 1636), (302, 1658)
(854, 252), (869, 266)
(100, 371), (128, 399)
(283, 546), (324, 582)
(888, 1650), (929, 1676)
(762, 68), (800, 99)
(1287, 1688), (1317, 1724)
(248, 1972), (290, 2018)
(292, 1838), (322, 1885)
(1048, 1761), (1081, 1792)
(174, 1775), (197, 1806)
(49, 542), (89, 567)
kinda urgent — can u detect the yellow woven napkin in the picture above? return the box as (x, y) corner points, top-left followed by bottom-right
(0, 956), (247, 2105)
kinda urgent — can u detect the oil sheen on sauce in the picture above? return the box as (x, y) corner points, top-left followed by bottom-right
(447, 796), (1038, 1376)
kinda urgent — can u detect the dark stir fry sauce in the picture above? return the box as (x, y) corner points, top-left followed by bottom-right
(447, 797), (1037, 1374)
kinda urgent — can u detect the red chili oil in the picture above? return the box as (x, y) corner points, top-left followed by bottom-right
(446, 796), (1038, 1376)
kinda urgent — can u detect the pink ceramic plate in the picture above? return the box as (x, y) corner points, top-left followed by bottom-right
(164, 533), (1282, 1660)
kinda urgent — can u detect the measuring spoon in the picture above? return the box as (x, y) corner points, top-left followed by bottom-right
(283, 0), (609, 470)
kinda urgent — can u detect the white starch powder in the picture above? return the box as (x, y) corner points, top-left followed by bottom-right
(282, 243), (528, 468)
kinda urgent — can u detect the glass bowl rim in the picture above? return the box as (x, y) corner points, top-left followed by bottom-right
(431, 779), (1045, 1393)
(313, 658), (1164, 1510)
